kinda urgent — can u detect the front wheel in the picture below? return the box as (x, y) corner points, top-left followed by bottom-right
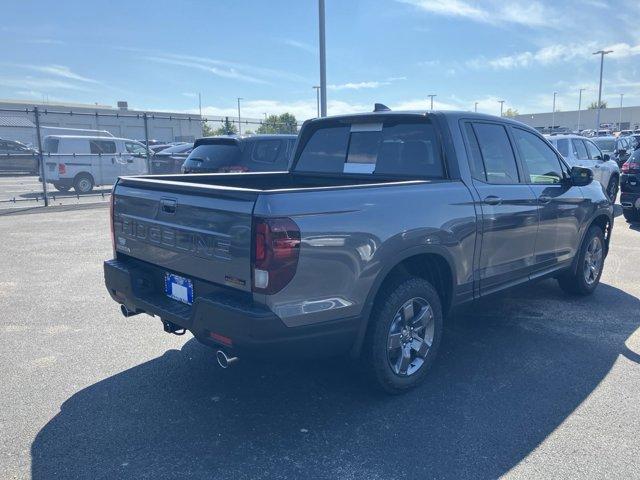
(365, 277), (443, 394)
(558, 225), (605, 295)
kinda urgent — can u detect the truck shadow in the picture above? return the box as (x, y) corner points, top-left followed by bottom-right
(31, 280), (640, 479)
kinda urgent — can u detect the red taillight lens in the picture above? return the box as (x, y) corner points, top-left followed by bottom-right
(252, 217), (300, 294)
(58, 163), (66, 174)
(623, 161), (640, 173)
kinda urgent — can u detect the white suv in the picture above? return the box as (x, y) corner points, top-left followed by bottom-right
(547, 134), (620, 201)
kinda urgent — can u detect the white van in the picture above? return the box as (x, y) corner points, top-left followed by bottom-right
(42, 135), (148, 193)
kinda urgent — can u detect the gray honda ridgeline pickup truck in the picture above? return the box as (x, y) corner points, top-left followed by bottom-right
(104, 107), (614, 393)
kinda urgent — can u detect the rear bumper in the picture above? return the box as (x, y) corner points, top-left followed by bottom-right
(104, 258), (359, 358)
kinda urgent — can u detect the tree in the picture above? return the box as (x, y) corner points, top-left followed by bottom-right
(257, 113), (298, 134)
(211, 117), (238, 135)
(503, 108), (519, 118)
(202, 120), (214, 137)
(588, 101), (607, 109)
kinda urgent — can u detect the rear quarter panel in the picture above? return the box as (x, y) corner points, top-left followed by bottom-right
(254, 181), (477, 328)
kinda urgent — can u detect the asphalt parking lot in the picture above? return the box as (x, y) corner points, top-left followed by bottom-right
(0, 174), (112, 209)
(1, 205), (639, 479)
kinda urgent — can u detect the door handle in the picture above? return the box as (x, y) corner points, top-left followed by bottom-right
(538, 195), (552, 204)
(483, 195), (502, 206)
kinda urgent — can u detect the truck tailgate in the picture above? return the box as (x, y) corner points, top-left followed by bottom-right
(112, 180), (257, 292)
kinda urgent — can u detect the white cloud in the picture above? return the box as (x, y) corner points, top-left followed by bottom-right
(0, 76), (93, 92)
(328, 81), (387, 90)
(182, 92), (198, 98)
(281, 39), (316, 54)
(33, 65), (100, 84)
(398, 0), (554, 28)
(143, 56), (268, 84)
(469, 42), (640, 70)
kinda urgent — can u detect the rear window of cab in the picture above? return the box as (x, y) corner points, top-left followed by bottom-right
(294, 120), (444, 178)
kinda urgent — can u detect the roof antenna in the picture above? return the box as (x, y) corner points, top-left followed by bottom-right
(373, 103), (391, 112)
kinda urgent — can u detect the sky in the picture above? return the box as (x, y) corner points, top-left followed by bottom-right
(1, 0), (639, 120)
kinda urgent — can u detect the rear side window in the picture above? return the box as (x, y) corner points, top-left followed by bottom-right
(43, 138), (59, 153)
(90, 140), (116, 154)
(471, 123), (519, 184)
(252, 140), (282, 164)
(573, 139), (588, 159)
(463, 123), (486, 181)
(295, 121), (444, 177)
(556, 139), (569, 157)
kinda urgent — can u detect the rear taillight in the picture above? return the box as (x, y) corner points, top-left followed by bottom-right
(622, 161), (640, 173)
(58, 163), (66, 174)
(252, 217), (300, 294)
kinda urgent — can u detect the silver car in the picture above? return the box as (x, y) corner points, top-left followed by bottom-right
(547, 134), (619, 201)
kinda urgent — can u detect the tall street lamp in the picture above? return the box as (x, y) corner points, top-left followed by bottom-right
(577, 88), (585, 132)
(237, 97), (243, 135)
(552, 92), (557, 133)
(474, 102), (478, 113)
(593, 49), (613, 132)
(427, 94), (436, 110)
(619, 93), (624, 130)
(318, 0), (327, 117)
(498, 100), (505, 117)
(313, 86), (321, 118)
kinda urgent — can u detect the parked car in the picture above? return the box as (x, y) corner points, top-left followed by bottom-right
(149, 142), (194, 174)
(149, 144), (174, 154)
(591, 136), (631, 168)
(181, 135), (297, 174)
(104, 108), (614, 393)
(42, 135), (148, 193)
(620, 149), (640, 222)
(0, 139), (39, 174)
(618, 130), (634, 137)
(547, 134), (619, 201)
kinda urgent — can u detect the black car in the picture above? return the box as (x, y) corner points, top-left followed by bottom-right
(149, 143), (194, 174)
(0, 139), (39, 174)
(620, 149), (640, 222)
(181, 135), (297, 174)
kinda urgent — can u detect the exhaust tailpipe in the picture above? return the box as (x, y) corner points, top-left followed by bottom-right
(216, 350), (239, 368)
(120, 304), (140, 317)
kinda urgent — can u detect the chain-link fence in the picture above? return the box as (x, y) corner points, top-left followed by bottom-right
(0, 105), (304, 209)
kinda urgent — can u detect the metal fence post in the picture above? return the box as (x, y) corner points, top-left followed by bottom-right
(33, 106), (49, 207)
(143, 112), (151, 172)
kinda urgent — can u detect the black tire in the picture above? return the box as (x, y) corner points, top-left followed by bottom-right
(73, 173), (94, 194)
(623, 209), (640, 223)
(53, 183), (71, 193)
(364, 277), (443, 394)
(558, 225), (605, 295)
(606, 176), (619, 202)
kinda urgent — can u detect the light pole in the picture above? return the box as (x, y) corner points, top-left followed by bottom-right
(474, 102), (478, 113)
(498, 100), (505, 117)
(619, 93), (624, 130)
(318, 0), (327, 117)
(577, 88), (585, 132)
(427, 94), (436, 110)
(552, 92), (557, 133)
(237, 97), (243, 135)
(312, 86), (321, 117)
(593, 49), (613, 132)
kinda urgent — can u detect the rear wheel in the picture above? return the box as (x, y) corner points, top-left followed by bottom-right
(365, 277), (443, 394)
(558, 225), (605, 295)
(73, 173), (94, 194)
(606, 176), (618, 202)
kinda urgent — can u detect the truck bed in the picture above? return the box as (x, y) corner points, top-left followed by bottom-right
(118, 171), (425, 195)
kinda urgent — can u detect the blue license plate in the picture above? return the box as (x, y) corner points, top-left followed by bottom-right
(164, 273), (193, 305)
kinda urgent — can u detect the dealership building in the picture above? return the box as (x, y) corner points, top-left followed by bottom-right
(513, 105), (640, 133)
(0, 99), (204, 146)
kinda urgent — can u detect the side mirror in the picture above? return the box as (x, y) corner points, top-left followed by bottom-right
(570, 166), (593, 186)
(618, 149), (626, 156)
(602, 153), (610, 161)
